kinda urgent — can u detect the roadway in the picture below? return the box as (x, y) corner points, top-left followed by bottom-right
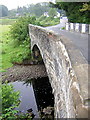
(46, 24), (89, 63)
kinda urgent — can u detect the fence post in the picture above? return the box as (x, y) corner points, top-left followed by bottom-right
(66, 23), (69, 30)
(70, 23), (74, 31)
(89, 24), (90, 34)
(81, 24), (86, 33)
(75, 23), (79, 32)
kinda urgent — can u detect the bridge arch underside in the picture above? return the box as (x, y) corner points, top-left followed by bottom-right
(29, 24), (88, 118)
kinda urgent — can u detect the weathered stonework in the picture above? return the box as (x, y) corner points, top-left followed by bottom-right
(29, 24), (89, 118)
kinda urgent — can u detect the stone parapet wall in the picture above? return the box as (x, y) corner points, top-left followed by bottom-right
(65, 23), (90, 34)
(29, 24), (89, 118)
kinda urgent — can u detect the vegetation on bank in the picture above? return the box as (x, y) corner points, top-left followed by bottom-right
(0, 16), (59, 72)
(0, 17), (34, 72)
(0, 24), (31, 72)
(1, 83), (32, 119)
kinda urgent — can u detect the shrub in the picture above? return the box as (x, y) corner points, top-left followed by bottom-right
(1, 83), (20, 119)
(9, 16), (41, 64)
(2, 83), (20, 112)
(10, 38), (31, 64)
(10, 16), (40, 43)
(39, 17), (60, 27)
(37, 15), (47, 21)
(1, 83), (32, 120)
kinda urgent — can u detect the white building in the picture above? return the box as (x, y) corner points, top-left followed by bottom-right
(60, 16), (68, 24)
(44, 11), (60, 18)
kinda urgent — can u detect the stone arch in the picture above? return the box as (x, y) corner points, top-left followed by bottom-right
(32, 44), (43, 63)
(32, 44), (55, 116)
(29, 24), (88, 118)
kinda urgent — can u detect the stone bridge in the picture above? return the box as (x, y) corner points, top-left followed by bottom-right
(29, 24), (89, 118)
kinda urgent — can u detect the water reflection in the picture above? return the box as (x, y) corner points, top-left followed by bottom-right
(32, 77), (54, 111)
(10, 77), (54, 118)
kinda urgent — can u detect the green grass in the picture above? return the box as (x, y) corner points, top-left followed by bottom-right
(0, 25), (13, 72)
(0, 25), (31, 72)
(0, 19), (17, 25)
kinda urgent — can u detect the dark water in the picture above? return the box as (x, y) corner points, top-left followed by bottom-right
(10, 77), (54, 118)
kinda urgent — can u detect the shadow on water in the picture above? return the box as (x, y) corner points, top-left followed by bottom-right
(10, 77), (54, 119)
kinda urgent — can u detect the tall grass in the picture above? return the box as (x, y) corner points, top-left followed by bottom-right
(0, 25), (13, 72)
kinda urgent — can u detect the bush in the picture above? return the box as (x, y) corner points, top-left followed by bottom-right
(10, 38), (31, 64)
(1, 83), (20, 119)
(10, 16), (40, 42)
(9, 16), (41, 64)
(1, 83), (32, 120)
(39, 17), (60, 27)
(2, 83), (20, 112)
(37, 15), (47, 21)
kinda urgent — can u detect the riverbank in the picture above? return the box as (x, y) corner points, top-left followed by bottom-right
(1, 64), (47, 83)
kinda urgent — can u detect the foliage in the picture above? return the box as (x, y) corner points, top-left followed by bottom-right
(10, 38), (31, 64)
(0, 5), (8, 17)
(1, 16), (42, 72)
(1, 14), (60, 72)
(10, 16), (40, 42)
(51, 1), (90, 24)
(37, 16), (60, 27)
(0, 25), (31, 71)
(9, 16), (41, 63)
(61, 27), (65, 30)
(2, 83), (20, 112)
(48, 8), (57, 18)
(80, 3), (90, 11)
(1, 83), (32, 120)
(8, 2), (50, 17)
(27, 3), (50, 17)
(36, 15), (47, 21)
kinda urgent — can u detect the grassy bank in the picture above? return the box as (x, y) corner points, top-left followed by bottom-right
(0, 19), (17, 25)
(0, 17), (60, 72)
(0, 25), (12, 72)
(0, 25), (30, 72)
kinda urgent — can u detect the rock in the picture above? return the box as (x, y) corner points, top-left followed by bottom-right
(27, 108), (33, 112)
(43, 107), (54, 115)
(1, 65), (47, 83)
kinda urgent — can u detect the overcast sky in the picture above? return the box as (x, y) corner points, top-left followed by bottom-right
(0, 0), (55, 10)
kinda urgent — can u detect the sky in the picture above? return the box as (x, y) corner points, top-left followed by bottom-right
(0, 0), (55, 10)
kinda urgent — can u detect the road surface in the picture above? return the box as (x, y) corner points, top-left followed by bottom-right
(46, 24), (89, 63)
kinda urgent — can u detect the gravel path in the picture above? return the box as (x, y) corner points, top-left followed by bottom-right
(1, 65), (47, 83)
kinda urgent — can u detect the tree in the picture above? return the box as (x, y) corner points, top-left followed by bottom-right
(80, 3), (90, 11)
(48, 8), (57, 18)
(50, 1), (90, 24)
(0, 5), (8, 17)
(27, 3), (50, 17)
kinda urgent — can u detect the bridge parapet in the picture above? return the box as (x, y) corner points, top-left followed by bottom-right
(29, 24), (89, 118)
(65, 22), (90, 34)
